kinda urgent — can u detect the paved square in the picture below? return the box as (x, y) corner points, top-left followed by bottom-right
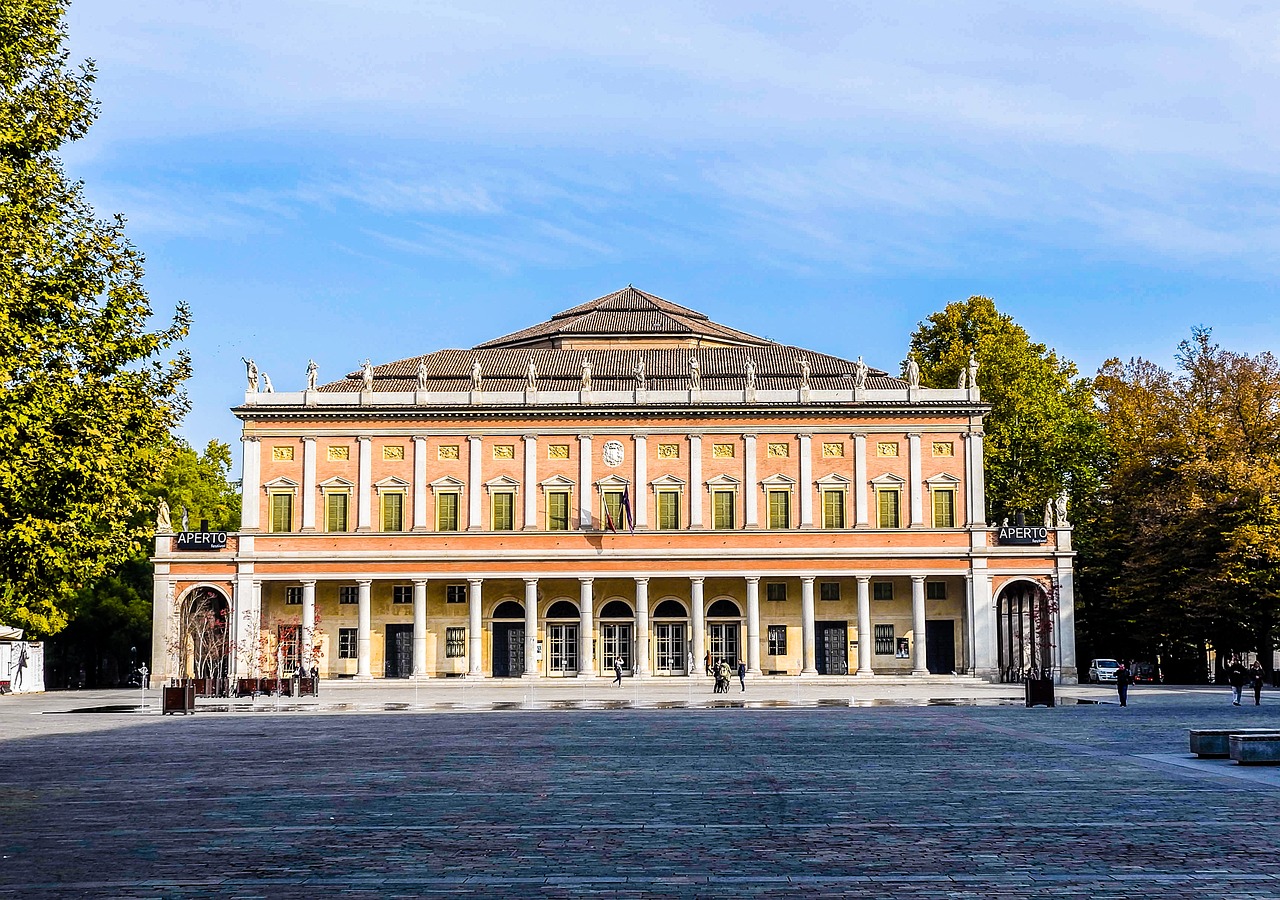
(3, 686), (1280, 897)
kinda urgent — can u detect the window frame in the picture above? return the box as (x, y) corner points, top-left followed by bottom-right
(338, 627), (357, 659)
(445, 584), (468, 605)
(380, 491), (406, 532)
(656, 490), (682, 531)
(491, 491), (515, 531)
(546, 490), (571, 531)
(874, 624), (895, 655)
(324, 490), (350, 533)
(766, 582), (787, 603)
(819, 582), (840, 602)
(284, 586), (302, 606)
(931, 487), (957, 528)
(873, 582), (894, 601)
(821, 488), (847, 529)
(436, 491), (460, 532)
(445, 627), (466, 658)
(711, 489), (736, 530)
(392, 585), (413, 605)
(339, 585), (358, 605)
(268, 491), (294, 533)
(767, 625), (787, 656)
(766, 489), (791, 529)
(601, 489), (625, 529)
(875, 487), (902, 529)
(926, 581), (947, 601)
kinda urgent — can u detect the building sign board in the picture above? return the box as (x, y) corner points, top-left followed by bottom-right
(175, 531), (228, 551)
(997, 525), (1048, 546)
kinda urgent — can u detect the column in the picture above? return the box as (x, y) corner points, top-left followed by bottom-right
(745, 576), (761, 675)
(240, 436), (260, 530)
(635, 577), (651, 676)
(800, 576), (817, 675)
(911, 574), (928, 675)
(907, 433), (923, 526)
(467, 436), (483, 531)
(1057, 565), (1078, 683)
(744, 435), (759, 528)
(688, 433), (703, 528)
(301, 437), (317, 531)
(855, 576), (873, 676)
(523, 578), (539, 676)
(412, 436), (428, 530)
(468, 578), (483, 675)
(853, 434), (869, 527)
(971, 564), (995, 677)
(633, 434), (648, 529)
(967, 431), (987, 526)
(690, 577), (705, 675)
(301, 580), (316, 672)
(356, 579), (372, 679)
(578, 435), (593, 529)
(522, 435), (538, 530)
(151, 576), (174, 682)
(412, 579), (427, 677)
(799, 434), (813, 527)
(356, 436), (372, 531)
(578, 577), (595, 677)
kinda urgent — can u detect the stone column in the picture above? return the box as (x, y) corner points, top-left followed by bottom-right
(412, 436), (428, 530)
(522, 435), (538, 530)
(971, 563), (995, 677)
(356, 579), (372, 679)
(800, 576), (817, 675)
(745, 576), (761, 675)
(151, 576), (174, 682)
(855, 576), (873, 676)
(688, 433), (703, 528)
(853, 434), (869, 527)
(635, 577), (650, 676)
(241, 436), (260, 530)
(633, 434), (648, 529)
(412, 579), (427, 677)
(578, 577), (595, 677)
(798, 434), (814, 527)
(467, 436), (483, 531)
(301, 580), (316, 672)
(356, 436), (373, 531)
(690, 576), (706, 675)
(1057, 563), (1078, 683)
(968, 431), (986, 526)
(301, 437), (317, 531)
(908, 433), (923, 527)
(743, 434), (759, 528)
(468, 578), (483, 676)
(523, 578), (539, 677)
(911, 574), (928, 675)
(578, 435), (593, 529)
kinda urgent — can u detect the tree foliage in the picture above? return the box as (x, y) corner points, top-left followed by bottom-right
(0, 0), (190, 636)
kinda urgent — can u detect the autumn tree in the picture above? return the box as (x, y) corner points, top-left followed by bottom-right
(0, 0), (190, 636)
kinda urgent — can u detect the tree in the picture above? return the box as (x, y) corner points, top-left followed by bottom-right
(0, 0), (190, 636)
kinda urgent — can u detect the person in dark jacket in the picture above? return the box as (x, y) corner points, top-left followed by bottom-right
(737, 660), (747, 692)
(1115, 661), (1132, 707)
(1227, 657), (1247, 706)
(1251, 660), (1265, 706)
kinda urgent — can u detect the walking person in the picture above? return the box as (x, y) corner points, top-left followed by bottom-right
(705, 651), (712, 676)
(1115, 660), (1131, 707)
(737, 660), (747, 692)
(1251, 660), (1265, 706)
(613, 657), (625, 687)
(1227, 656), (1247, 706)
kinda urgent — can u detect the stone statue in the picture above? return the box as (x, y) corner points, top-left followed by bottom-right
(957, 367), (967, 389)
(903, 356), (918, 389)
(581, 357), (593, 391)
(306, 359), (318, 390)
(471, 358), (483, 392)
(857, 356), (871, 390)
(260, 373), (274, 393)
(967, 353), (980, 390)
(1044, 498), (1054, 527)
(361, 359), (374, 392)
(1055, 490), (1070, 527)
(797, 357), (811, 391)
(181, 504), (189, 533)
(745, 358), (757, 391)
(417, 360), (428, 390)
(689, 355), (701, 392)
(633, 356), (645, 390)
(155, 499), (172, 532)
(527, 359), (538, 391)
(241, 357), (258, 392)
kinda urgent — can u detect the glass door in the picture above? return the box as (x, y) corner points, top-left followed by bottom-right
(547, 624), (578, 675)
(654, 623), (687, 674)
(601, 623), (632, 673)
(709, 622), (740, 667)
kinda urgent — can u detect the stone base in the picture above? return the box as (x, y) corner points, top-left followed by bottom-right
(1230, 733), (1280, 764)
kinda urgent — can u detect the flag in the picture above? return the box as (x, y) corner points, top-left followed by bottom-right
(621, 487), (635, 533)
(604, 501), (617, 533)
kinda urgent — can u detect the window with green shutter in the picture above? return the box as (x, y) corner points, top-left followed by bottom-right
(712, 490), (735, 530)
(602, 490), (623, 529)
(381, 492), (404, 532)
(657, 491), (680, 530)
(547, 491), (570, 531)
(767, 490), (790, 529)
(269, 493), (293, 532)
(325, 492), (349, 532)
(492, 492), (514, 531)
(437, 492), (460, 531)
(876, 489), (901, 528)
(932, 489), (956, 528)
(822, 490), (846, 528)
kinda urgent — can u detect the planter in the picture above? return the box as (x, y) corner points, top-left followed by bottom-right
(162, 683), (196, 715)
(297, 676), (318, 697)
(1025, 676), (1055, 708)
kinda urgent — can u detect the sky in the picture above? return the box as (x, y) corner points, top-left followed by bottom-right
(63, 1), (1280, 464)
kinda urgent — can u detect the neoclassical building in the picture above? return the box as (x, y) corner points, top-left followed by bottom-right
(151, 287), (1077, 683)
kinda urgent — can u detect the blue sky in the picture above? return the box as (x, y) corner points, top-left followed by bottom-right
(64, 2), (1280, 461)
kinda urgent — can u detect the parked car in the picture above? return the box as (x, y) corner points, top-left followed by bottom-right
(1131, 661), (1159, 684)
(1088, 658), (1120, 683)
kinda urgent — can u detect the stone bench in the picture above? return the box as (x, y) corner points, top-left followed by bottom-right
(1189, 728), (1280, 758)
(1229, 733), (1280, 765)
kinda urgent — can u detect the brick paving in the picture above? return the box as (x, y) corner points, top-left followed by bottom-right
(3, 686), (1280, 897)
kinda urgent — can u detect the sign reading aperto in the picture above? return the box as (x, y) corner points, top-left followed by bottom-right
(175, 531), (228, 551)
(997, 526), (1048, 546)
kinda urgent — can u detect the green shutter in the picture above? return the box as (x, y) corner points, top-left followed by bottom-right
(603, 491), (623, 528)
(713, 491), (734, 529)
(492, 493), (514, 531)
(326, 493), (348, 532)
(822, 490), (845, 528)
(932, 489), (955, 528)
(548, 491), (569, 531)
(438, 493), (459, 531)
(768, 490), (790, 529)
(658, 491), (680, 530)
(877, 490), (900, 528)
(382, 493), (404, 532)
(270, 493), (293, 532)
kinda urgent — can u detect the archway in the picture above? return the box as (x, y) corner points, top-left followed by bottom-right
(490, 599), (526, 678)
(995, 580), (1055, 683)
(178, 585), (231, 693)
(652, 598), (689, 675)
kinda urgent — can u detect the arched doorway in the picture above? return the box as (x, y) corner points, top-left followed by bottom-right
(178, 586), (231, 693)
(996, 580), (1056, 683)
(652, 598), (689, 675)
(544, 599), (579, 676)
(598, 600), (634, 675)
(491, 600), (525, 678)
(706, 598), (742, 668)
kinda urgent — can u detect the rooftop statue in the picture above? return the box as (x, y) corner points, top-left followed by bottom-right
(361, 359), (374, 392)
(241, 357), (257, 392)
(745, 358), (756, 391)
(306, 359), (318, 390)
(260, 373), (274, 393)
(857, 356), (871, 390)
(471, 358), (483, 392)
(903, 356), (918, 389)
(155, 499), (172, 533)
(1055, 491), (1070, 527)
(967, 353), (980, 390)
(417, 360), (428, 390)
(527, 359), (538, 391)
(689, 355), (701, 391)
(797, 357), (811, 391)
(581, 357), (593, 391)
(633, 356), (645, 390)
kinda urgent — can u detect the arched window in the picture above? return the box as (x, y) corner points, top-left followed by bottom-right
(653, 599), (688, 618)
(492, 600), (525, 619)
(599, 600), (634, 618)
(546, 600), (580, 618)
(706, 598), (741, 617)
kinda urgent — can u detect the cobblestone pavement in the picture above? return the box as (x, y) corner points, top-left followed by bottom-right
(3, 685), (1280, 898)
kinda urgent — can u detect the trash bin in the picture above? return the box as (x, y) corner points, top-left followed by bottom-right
(1025, 674), (1055, 708)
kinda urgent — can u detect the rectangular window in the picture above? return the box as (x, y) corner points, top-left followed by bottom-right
(285, 586), (302, 605)
(767, 490), (790, 529)
(768, 625), (787, 655)
(602, 490), (624, 529)
(277, 625), (299, 672)
(766, 582), (787, 602)
(822, 490), (846, 529)
(926, 581), (947, 601)
(393, 585), (413, 605)
(339, 585), (358, 605)
(436, 492), (460, 531)
(547, 491), (570, 531)
(876, 489), (901, 528)
(932, 489), (956, 528)
(712, 490), (735, 530)
(820, 582), (840, 602)
(445, 584), (468, 605)
(325, 492), (349, 533)
(874, 624), (895, 655)
(445, 627), (466, 658)
(657, 491), (681, 530)
(492, 492), (515, 531)
(338, 628), (357, 659)
(873, 582), (893, 601)
(381, 493), (405, 532)
(269, 493), (293, 533)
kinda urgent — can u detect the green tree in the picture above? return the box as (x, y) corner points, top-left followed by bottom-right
(0, 0), (190, 636)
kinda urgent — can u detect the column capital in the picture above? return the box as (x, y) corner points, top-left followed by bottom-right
(796, 432), (812, 441)
(467, 577), (484, 587)
(301, 435), (315, 444)
(357, 579), (372, 587)
(300, 579), (317, 586)
(523, 576), (539, 586)
(467, 434), (483, 443)
(522, 433), (538, 442)
(241, 435), (260, 443)
(632, 433), (648, 442)
(856, 574), (871, 584)
(743, 433), (758, 441)
(412, 434), (429, 443)
(357, 434), (372, 443)
(745, 576), (760, 585)
(578, 576), (594, 586)
(633, 576), (650, 586)
(962, 430), (985, 440)
(578, 433), (593, 442)
(907, 432), (922, 439)
(689, 575), (705, 585)
(800, 575), (816, 585)
(687, 433), (703, 442)
(413, 578), (428, 587)
(911, 574), (926, 584)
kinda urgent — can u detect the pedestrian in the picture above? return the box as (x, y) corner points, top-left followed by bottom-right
(705, 651), (712, 676)
(1115, 660), (1131, 707)
(1227, 656), (1247, 706)
(718, 659), (732, 693)
(613, 657), (624, 687)
(1251, 660), (1265, 706)
(737, 660), (747, 692)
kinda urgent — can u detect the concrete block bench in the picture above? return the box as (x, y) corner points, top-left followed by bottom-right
(1189, 729), (1280, 758)
(1229, 733), (1280, 765)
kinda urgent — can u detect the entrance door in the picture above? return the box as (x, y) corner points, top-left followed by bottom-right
(708, 622), (740, 666)
(654, 623), (687, 675)
(601, 623), (632, 674)
(385, 625), (414, 678)
(816, 621), (849, 675)
(492, 623), (525, 677)
(547, 624), (578, 675)
(925, 620), (956, 674)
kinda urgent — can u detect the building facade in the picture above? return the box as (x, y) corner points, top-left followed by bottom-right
(151, 287), (1077, 684)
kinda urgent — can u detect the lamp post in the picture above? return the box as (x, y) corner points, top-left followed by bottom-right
(138, 663), (148, 713)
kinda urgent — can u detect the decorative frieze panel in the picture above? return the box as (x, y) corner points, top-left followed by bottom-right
(272, 446), (294, 461)
(438, 445), (460, 460)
